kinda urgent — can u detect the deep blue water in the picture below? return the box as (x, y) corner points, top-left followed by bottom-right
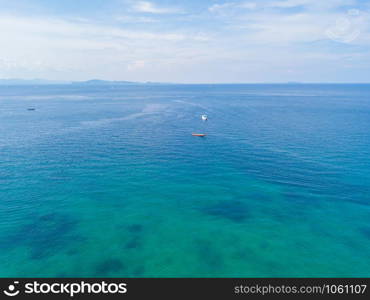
(0, 84), (370, 277)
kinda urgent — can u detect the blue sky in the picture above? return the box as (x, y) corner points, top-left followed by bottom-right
(0, 0), (369, 82)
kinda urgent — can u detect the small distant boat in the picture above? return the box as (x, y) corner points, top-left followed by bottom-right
(27, 108), (36, 111)
(192, 133), (206, 137)
(201, 114), (208, 121)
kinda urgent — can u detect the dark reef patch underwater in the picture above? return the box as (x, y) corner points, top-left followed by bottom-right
(201, 200), (250, 222)
(0, 83), (370, 277)
(2, 213), (81, 260)
(95, 258), (126, 276)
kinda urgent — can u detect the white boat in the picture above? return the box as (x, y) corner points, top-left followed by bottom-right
(201, 114), (208, 121)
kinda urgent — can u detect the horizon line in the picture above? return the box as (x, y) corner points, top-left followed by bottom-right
(0, 79), (370, 85)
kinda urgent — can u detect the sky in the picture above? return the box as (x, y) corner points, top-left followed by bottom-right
(0, 0), (369, 83)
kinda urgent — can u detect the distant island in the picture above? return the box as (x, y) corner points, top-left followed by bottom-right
(0, 78), (168, 86)
(72, 79), (139, 85)
(0, 79), (306, 85)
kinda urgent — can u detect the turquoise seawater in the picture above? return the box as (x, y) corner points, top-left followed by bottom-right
(1, 84), (370, 277)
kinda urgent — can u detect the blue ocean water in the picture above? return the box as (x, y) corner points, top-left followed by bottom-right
(0, 84), (370, 277)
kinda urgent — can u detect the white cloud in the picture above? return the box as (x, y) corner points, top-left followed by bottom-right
(209, 2), (257, 13)
(267, 0), (316, 8)
(267, 0), (356, 9)
(127, 60), (146, 71)
(209, 0), (356, 13)
(209, 3), (234, 12)
(208, 0), (369, 45)
(114, 15), (158, 23)
(0, 0), (369, 83)
(0, 15), (189, 42)
(131, 1), (181, 14)
(0, 14), (212, 81)
(240, 2), (258, 9)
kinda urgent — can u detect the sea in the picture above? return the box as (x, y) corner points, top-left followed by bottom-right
(0, 83), (369, 277)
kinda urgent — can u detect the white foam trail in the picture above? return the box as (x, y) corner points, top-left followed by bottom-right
(79, 103), (168, 128)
